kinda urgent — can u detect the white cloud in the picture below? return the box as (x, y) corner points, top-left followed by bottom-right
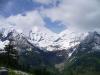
(5, 10), (45, 34)
(33, 0), (52, 4)
(41, 0), (100, 32)
(32, 0), (60, 6)
(0, 0), (100, 34)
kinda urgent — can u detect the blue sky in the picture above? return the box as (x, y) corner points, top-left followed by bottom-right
(43, 17), (66, 33)
(0, 0), (65, 33)
(0, 0), (100, 33)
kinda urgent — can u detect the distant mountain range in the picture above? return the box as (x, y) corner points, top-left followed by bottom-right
(0, 25), (89, 51)
(0, 25), (100, 75)
(0, 25), (100, 60)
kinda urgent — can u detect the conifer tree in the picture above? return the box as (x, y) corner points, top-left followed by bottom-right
(4, 39), (18, 68)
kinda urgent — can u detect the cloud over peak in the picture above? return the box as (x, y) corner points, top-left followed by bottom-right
(41, 0), (100, 32)
(0, 10), (45, 35)
(0, 0), (100, 33)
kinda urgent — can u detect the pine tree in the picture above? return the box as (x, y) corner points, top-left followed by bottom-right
(4, 39), (19, 68)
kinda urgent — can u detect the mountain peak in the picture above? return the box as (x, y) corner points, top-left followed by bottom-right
(28, 26), (58, 51)
(0, 24), (100, 52)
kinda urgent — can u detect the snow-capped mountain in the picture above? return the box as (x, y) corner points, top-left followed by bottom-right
(0, 24), (89, 51)
(52, 30), (89, 50)
(28, 26), (58, 51)
(28, 26), (89, 51)
(1, 23), (100, 69)
(78, 31), (100, 52)
(0, 22), (99, 53)
(0, 26), (69, 67)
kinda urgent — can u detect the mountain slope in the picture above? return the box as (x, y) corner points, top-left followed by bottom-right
(62, 31), (100, 75)
(0, 22), (90, 51)
(28, 27), (89, 51)
(52, 30), (88, 50)
(0, 24), (100, 75)
(28, 26), (58, 51)
(0, 26), (69, 69)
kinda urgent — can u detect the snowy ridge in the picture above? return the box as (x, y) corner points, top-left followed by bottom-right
(53, 30), (89, 50)
(28, 26), (89, 51)
(28, 26), (58, 51)
(0, 40), (9, 50)
(0, 24), (94, 51)
(0, 21), (24, 50)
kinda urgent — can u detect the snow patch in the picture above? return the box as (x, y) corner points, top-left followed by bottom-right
(0, 40), (9, 49)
